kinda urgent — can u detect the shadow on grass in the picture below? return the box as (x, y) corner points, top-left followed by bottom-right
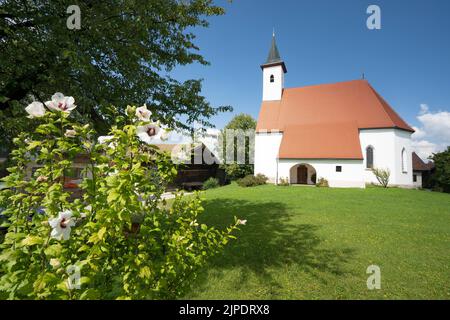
(193, 198), (355, 295)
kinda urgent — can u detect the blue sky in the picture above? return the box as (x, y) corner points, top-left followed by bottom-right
(171, 0), (450, 158)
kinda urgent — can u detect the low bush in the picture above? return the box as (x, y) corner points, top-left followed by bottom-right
(316, 178), (329, 187)
(255, 174), (268, 185)
(372, 167), (391, 188)
(278, 177), (290, 186)
(203, 177), (220, 190)
(237, 174), (268, 188)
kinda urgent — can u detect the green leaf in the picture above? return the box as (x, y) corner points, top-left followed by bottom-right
(98, 227), (107, 241)
(107, 191), (120, 203)
(57, 281), (69, 292)
(80, 288), (100, 300)
(21, 235), (44, 246)
(77, 244), (90, 253)
(0, 250), (14, 262)
(26, 141), (41, 150)
(88, 227), (107, 244)
(80, 277), (91, 285)
(139, 266), (151, 279)
(44, 244), (62, 257)
(33, 272), (58, 292)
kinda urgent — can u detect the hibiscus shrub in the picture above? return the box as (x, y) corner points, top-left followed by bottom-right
(0, 94), (243, 299)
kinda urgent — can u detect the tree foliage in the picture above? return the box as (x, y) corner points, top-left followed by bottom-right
(0, 0), (231, 149)
(430, 147), (450, 193)
(220, 113), (256, 180)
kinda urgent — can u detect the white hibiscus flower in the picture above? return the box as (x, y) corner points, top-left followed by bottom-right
(135, 104), (152, 122)
(80, 205), (92, 218)
(49, 258), (61, 269)
(36, 175), (48, 183)
(48, 210), (76, 241)
(237, 219), (247, 226)
(45, 93), (76, 113)
(64, 129), (76, 138)
(136, 122), (167, 144)
(25, 101), (46, 118)
(98, 135), (117, 150)
(160, 128), (170, 141)
(98, 135), (113, 144)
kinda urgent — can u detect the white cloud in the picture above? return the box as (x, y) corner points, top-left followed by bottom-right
(419, 103), (429, 115)
(417, 111), (450, 141)
(411, 140), (439, 161)
(151, 126), (221, 152)
(412, 104), (450, 160)
(411, 126), (426, 140)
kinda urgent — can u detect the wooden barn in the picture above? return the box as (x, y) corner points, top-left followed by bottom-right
(155, 143), (227, 190)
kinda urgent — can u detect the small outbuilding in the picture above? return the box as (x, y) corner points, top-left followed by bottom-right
(155, 143), (226, 190)
(412, 152), (435, 189)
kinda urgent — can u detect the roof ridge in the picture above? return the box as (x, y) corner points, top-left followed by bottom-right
(366, 83), (414, 132)
(284, 79), (368, 91)
(284, 120), (360, 127)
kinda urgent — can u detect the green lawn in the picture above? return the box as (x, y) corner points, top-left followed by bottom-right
(185, 183), (450, 300)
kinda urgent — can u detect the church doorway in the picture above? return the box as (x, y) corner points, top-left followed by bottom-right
(289, 163), (317, 185)
(297, 165), (308, 184)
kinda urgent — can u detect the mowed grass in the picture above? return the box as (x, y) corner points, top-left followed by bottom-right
(184, 183), (450, 300)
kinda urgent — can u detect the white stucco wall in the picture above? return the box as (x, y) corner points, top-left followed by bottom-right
(255, 128), (414, 188)
(359, 128), (413, 187)
(393, 129), (413, 187)
(413, 171), (422, 188)
(254, 132), (283, 183)
(359, 129), (395, 185)
(262, 65), (284, 101)
(278, 159), (366, 188)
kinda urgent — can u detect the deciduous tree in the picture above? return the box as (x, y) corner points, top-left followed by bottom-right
(220, 114), (256, 180)
(0, 0), (231, 149)
(430, 147), (450, 193)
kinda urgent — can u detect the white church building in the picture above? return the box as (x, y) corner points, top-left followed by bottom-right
(254, 35), (415, 188)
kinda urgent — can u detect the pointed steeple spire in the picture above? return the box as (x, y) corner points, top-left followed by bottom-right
(261, 31), (287, 73)
(266, 32), (282, 64)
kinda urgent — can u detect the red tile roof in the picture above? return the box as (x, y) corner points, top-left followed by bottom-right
(278, 122), (363, 160)
(412, 152), (435, 171)
(256, 80), (414, 159)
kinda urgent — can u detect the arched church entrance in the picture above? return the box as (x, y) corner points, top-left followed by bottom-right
(289, 164), (317, 185)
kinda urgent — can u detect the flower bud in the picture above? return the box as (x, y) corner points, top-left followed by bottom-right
(49, 258), (61, 268)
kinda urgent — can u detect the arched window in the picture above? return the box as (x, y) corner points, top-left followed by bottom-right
(270, 75), (274, 83)
(402, 148), (408, 173)
(366, 146), (374, 169)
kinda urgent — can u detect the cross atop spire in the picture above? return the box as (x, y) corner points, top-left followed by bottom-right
(261, 31), (287, 73)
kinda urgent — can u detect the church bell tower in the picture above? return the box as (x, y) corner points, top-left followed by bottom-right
(261, 32), (287, 101)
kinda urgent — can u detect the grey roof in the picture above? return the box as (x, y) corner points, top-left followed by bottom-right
(261, 34), (287, 73)
(265, 35), (282, 64)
